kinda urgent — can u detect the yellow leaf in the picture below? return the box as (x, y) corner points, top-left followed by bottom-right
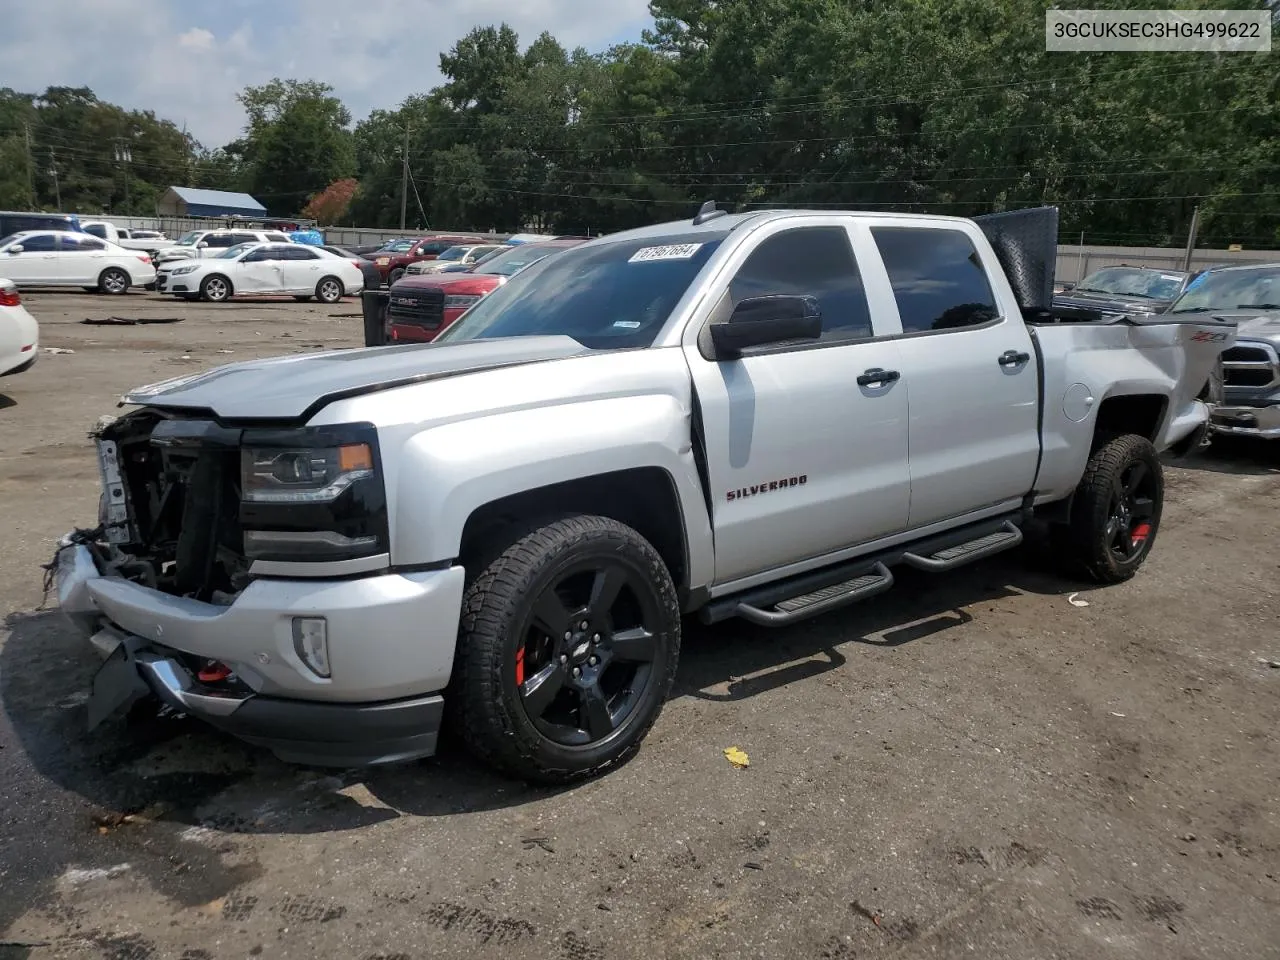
(723, 746), (750, 768)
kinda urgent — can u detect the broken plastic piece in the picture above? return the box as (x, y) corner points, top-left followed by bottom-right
(723, 746), (750, 768)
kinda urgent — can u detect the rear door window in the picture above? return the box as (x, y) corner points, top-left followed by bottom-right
(870, 228), (1000, 333)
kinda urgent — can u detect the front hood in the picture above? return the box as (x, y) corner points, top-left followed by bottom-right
(393, 273), (500, 291)
(1212, 310), (1280, 345)
(156, 247), (195, 258)
(1052, 291), (1168, 315)
(124, 336), (590, 422)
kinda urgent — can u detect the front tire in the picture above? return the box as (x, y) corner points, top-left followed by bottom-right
(1058, 434), (1164, 583)
(98, 267), (130, 295)
(200, 274), (231, 303)
(388, 267), (405, 285)
(453, 515), (681, 784)
(315, 276), (343, 304)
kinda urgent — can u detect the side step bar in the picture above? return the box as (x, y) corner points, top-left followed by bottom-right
(734, 563), (894, 627)
(901, 520), (1023, 572)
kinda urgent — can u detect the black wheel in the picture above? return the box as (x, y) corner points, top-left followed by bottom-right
(315, 276), (343, 304)
(200, 274), (231, 303)
(388, 267), (405, 285)
(453, 515), (680, 784)
(1058, 434), (1163, 583)
(98, 267), (130, 295)
(293, 295), (312, 302)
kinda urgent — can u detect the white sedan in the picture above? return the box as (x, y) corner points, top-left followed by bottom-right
(0, 230), (156, 294)
(0, 279), (39, 377)
(155, 243), (366, 303)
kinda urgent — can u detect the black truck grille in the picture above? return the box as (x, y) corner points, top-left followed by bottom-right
(387, 288), (445, 329)
(1221, 344), (1279, 388)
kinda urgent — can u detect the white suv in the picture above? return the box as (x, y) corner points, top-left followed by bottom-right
(154, 229), (295, 265)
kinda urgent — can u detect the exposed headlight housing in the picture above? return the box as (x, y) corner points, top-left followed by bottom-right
(239, 424), (388, 564)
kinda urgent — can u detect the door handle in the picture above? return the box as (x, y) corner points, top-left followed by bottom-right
(857, 367), (901, 387)
(998, 350), (1030, 367)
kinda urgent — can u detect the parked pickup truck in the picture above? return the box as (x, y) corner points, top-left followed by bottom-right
(80, 221), (171, 256)
(54, 205), (1231, 783)
(1171, 262), (1280, 439)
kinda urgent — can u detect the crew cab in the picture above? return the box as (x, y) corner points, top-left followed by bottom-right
(54, 205), (1231, 783)
(1172, 262), (1280, 439)
(386, 238), (587, 342)
(371, 234), (487, 286)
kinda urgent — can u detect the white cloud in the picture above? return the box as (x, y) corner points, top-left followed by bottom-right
(0, 0), (653, 148)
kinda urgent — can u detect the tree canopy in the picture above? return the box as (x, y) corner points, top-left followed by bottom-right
(1, 1), (1276, 247)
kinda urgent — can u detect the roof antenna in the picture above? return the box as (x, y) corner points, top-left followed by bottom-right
(693, 200), (728, 226)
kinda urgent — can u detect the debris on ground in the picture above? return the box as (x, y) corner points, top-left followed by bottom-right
(521, 837), (555, 853)
(81, 316), (183, 326)
(723, 746), (750, 768)
(1068, 593), (1090, 607)
(43, 347), (74, 355)
(1258, 657), (1280, 669)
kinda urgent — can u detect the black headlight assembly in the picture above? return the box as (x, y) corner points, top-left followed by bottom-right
(238, 422), (389, 567)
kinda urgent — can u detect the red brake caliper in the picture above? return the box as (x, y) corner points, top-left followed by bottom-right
(1131, 522), (1152, 548)
(515, 646), (525, 687)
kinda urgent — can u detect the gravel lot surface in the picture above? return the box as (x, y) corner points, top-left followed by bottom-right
(2, 290), (1278, 960)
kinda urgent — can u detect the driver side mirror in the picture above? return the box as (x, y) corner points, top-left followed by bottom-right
(7, 245), (24, 254)
(709, 295), (822, 359)
(197, 242), (209, 249)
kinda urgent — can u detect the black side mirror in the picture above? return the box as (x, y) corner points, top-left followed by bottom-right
(710, 295), (822, 358)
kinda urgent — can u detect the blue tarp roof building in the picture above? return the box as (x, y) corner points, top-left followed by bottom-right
(158, 186), (267, 218)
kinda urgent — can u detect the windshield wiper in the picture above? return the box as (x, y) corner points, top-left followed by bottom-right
(1237, 303), (1280, 310)
(1169, 306), (1216, 313)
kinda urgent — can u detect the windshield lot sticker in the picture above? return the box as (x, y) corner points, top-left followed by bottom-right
(629, 243), (702, 263)
(613, 320), (642, 329)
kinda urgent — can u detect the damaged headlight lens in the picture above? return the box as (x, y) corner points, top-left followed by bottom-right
(241, 443), (374, 503)
(169, 265), (199, 276)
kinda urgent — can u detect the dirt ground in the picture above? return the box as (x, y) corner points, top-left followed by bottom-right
(2, 290), (1279, 960)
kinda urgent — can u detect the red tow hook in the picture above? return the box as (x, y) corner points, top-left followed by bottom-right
(197, 660), (233, 684)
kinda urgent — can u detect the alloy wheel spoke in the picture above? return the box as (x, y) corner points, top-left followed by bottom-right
(521, 662), (565, 717)
(1130, 496), (1156, 520)
(532, 589), (573, 639)
(580, 683), (616, 740)
(588, 565), (627, 616)
(610, 626), (656, 663)
(1103, 517), (1123, 550)
(1123, 462), (1148, 498)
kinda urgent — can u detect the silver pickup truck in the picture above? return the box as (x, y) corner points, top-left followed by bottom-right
(55, 205), (1232, 782)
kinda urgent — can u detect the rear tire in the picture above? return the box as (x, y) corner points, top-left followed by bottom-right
(388, 267), (405, 285)
(1057, 434), (1163, 584)
(315, 276), (343, 304)
(200, 274), (231, 303)
(98, 267), (130, 295)
(452, 515), (681, 784)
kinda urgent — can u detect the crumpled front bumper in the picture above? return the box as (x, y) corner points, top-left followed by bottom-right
(1210, 401), (1280, 439)
(56, 537), (467, 766)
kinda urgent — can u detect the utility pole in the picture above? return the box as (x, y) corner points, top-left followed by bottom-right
(115, 139), (132, 213)
(1182, 205), (1200, 271)
(23, 122), (35, 208)
(399, 121), (410, 230)
(48, 150), (61, 209)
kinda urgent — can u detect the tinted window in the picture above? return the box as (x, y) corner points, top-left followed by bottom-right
(266, 232), (292, 243)
(871, 228), (999, 333)
(438, 234), (724, 349)
(14, 233), (57, 252)
(288, 247), (319, 260)
(729, 226), (871, 341)
(0, 214), (77, 235)
(231, 233), (260, 245)
(203, 234), (236, 248)
(59, 234), (106, 250)
(84, 224), (108, 240)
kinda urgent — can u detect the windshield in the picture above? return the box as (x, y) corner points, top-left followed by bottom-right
(175, 231), (201, 246)
(1170, 266), (1280, 313)
(1073, 267), (1186, 300)
(219, 243), (257, 260)
(0, 233), (17, 249)
(380, 239), (415, 253)
(473, 244), (571, 277)
(437, 234), (726, 349)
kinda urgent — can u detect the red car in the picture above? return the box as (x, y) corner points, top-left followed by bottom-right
(371, 234), (487, 285)
(386, 238), (588, 342)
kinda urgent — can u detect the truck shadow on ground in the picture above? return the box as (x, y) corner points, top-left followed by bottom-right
(0, 540), (1089, 937)
(0, 391), (17, 410)
(1167, 439), (1280, 476)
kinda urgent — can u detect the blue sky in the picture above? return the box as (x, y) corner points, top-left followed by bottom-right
(1, 0), (653, 148)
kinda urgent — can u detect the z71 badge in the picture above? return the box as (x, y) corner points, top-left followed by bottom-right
(726, 475), (807, 501)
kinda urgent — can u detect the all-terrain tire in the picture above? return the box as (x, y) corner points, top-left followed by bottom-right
(1057, 433), (1164, 584)
(452, 514), (681, 784)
